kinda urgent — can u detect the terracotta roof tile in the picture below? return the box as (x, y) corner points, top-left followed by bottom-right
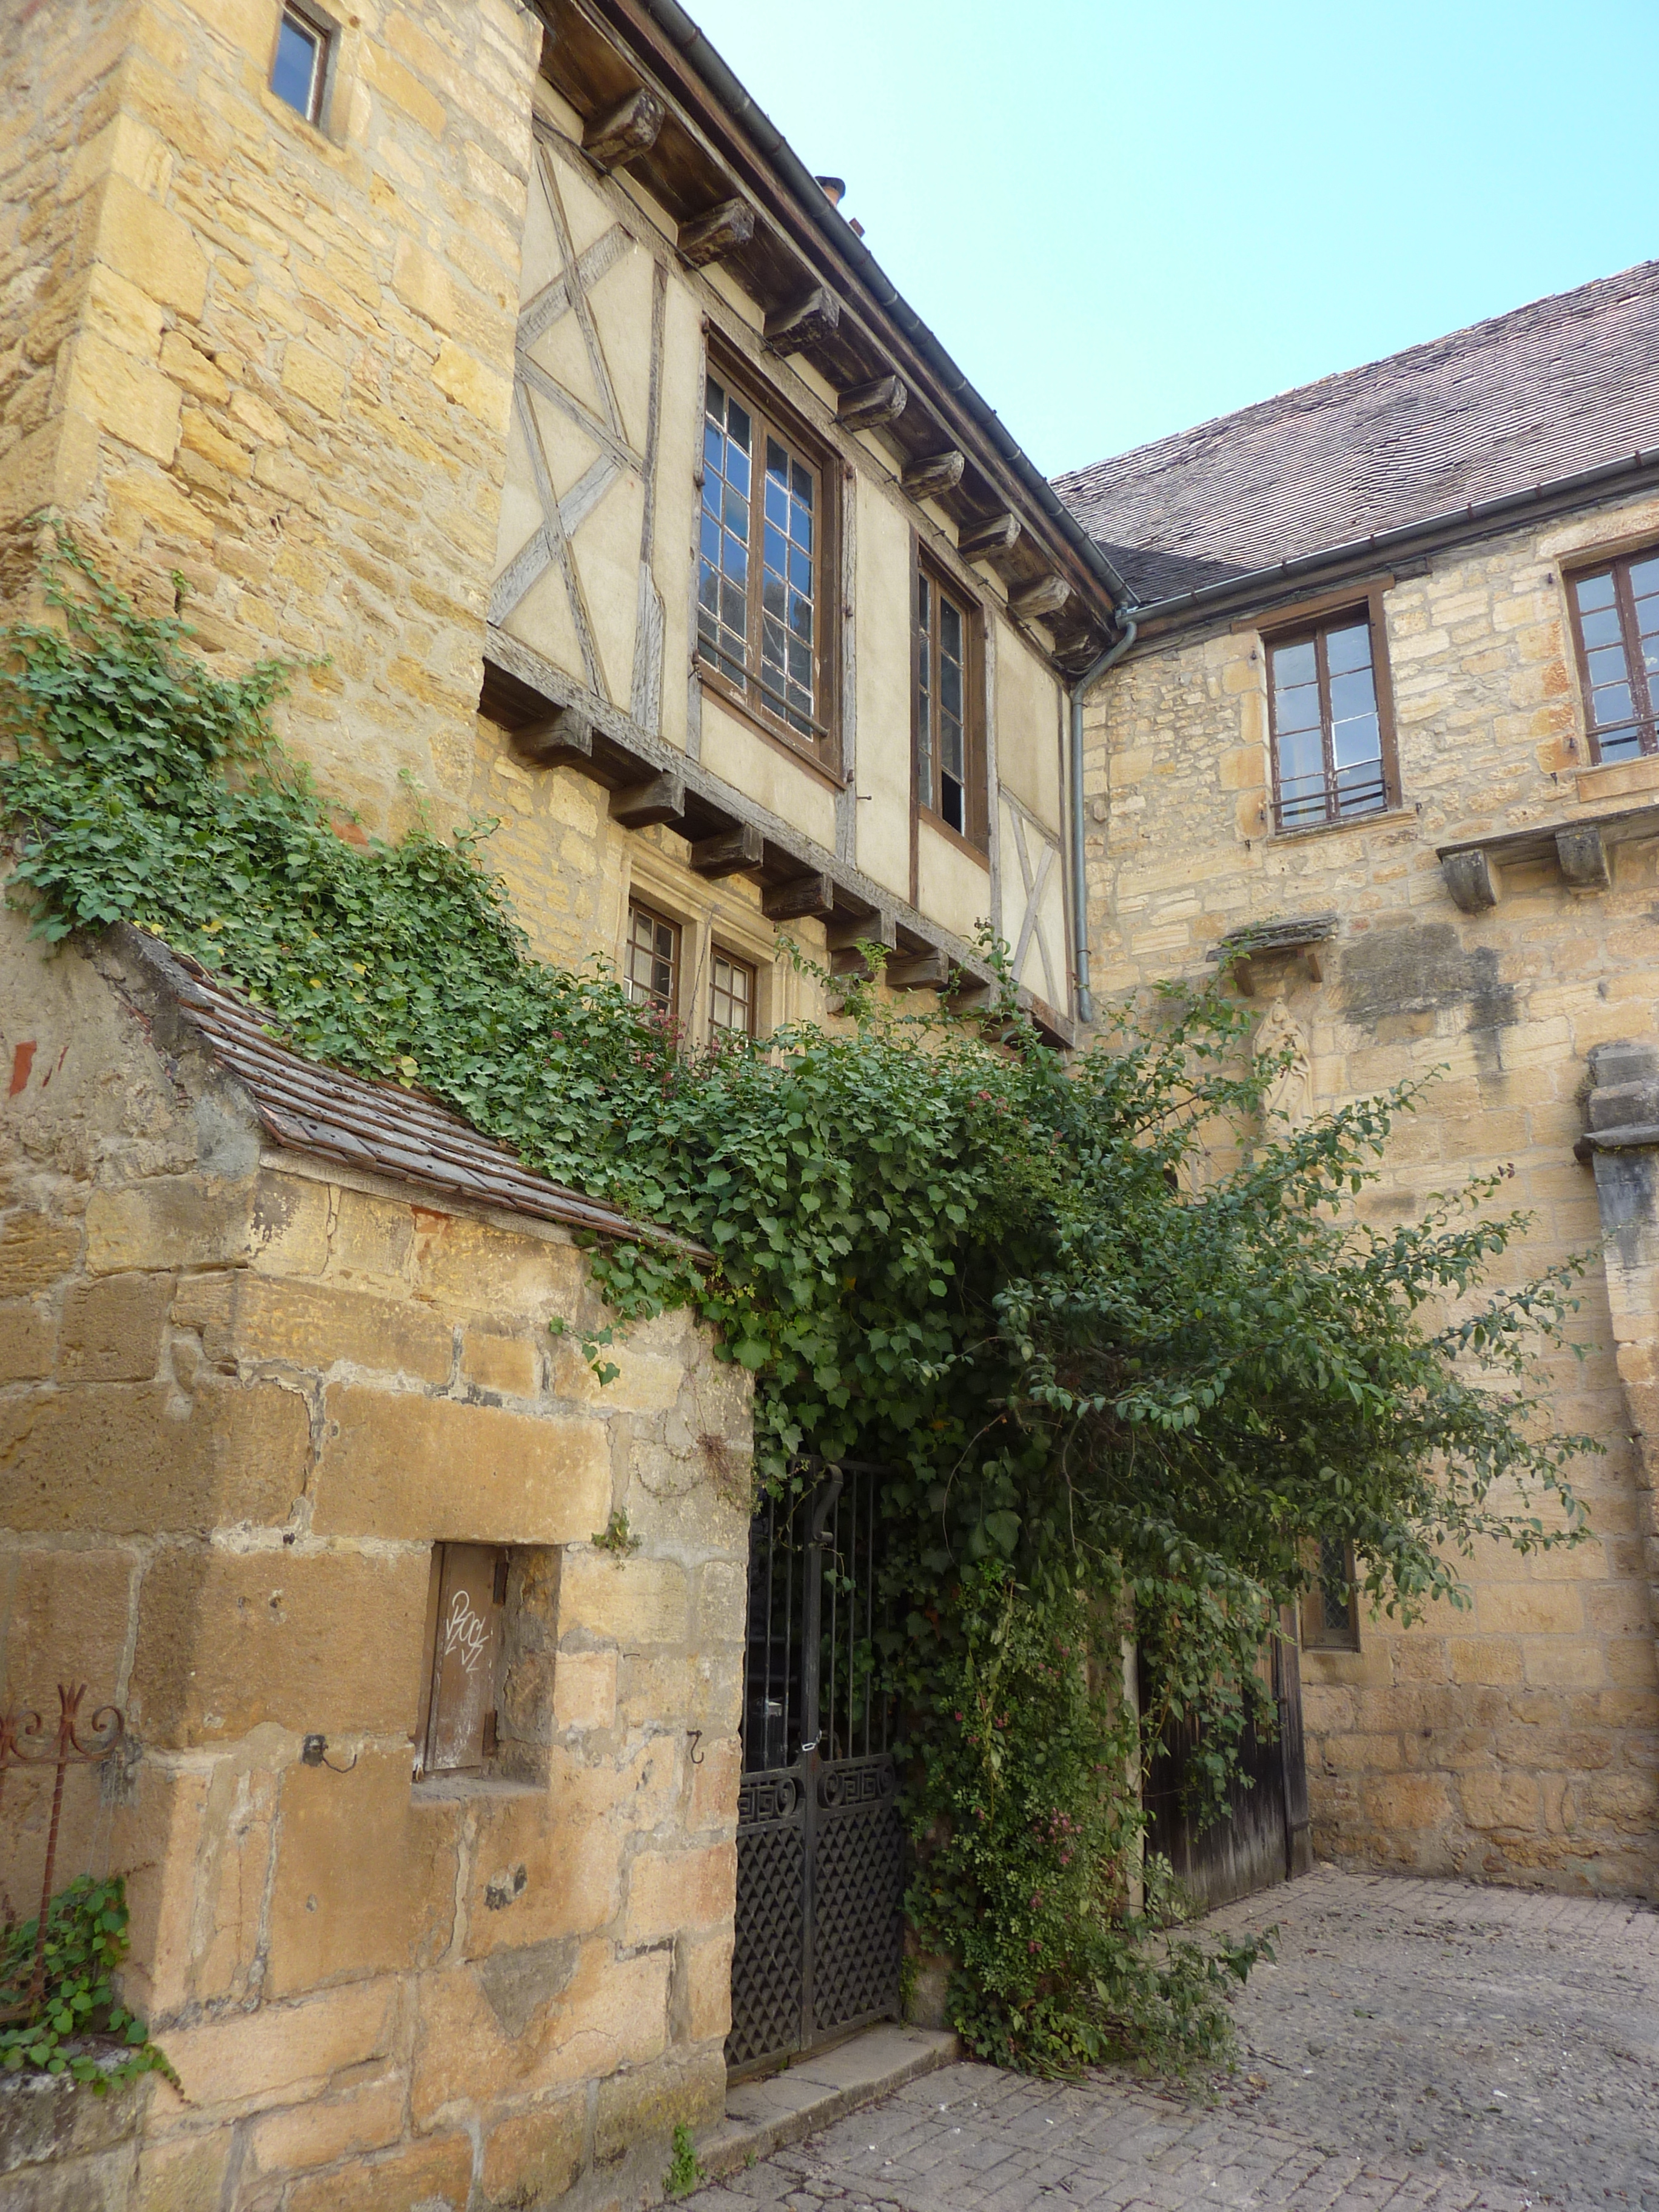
(119, 930), (705, 1259)
(1055, 260), (1659, 602)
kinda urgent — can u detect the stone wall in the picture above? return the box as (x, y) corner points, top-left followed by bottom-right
(1084, 488), (1659, 1896)
(0, 0), (542, 834)
(0, 915), (751, 2208)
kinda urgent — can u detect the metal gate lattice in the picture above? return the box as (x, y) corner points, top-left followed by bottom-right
(726, 1463), (903, 2073)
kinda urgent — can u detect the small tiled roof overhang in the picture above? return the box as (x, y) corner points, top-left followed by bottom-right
(118, 928), (708, 1261)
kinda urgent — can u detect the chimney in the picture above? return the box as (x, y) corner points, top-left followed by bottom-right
(814, 175), (846, 208)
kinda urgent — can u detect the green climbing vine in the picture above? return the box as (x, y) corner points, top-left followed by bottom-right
(0, 1877), (176, 2091)
(0, 531), (1596, 2078)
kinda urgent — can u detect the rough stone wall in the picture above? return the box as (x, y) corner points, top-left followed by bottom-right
(0, 917), (751, 2209)
(0, 0), (541, 834)
(1084, 488), (1659, 1897)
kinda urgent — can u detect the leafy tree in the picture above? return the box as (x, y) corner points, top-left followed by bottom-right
(0, 532), (1594, 2076)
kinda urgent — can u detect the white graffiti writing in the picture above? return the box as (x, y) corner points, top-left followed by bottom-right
(443, 1587), (489, 1677)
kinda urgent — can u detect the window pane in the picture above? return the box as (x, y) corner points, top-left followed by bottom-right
(1577, 604), (1623, 650)
(1324, 621), (1372, 677)
(1328, 666), (1377, 725)
(1627, 555), (1659, 600)
(710, 951), (756, 1037)
(1575, 571), (1616, 613)
(271, 12), (320, 117)
(916, 580), (933, 812)
(760, 437), (815, 726)
(625, 905), (678, 1020)
(698, 378), (752, 683)
(1270, 638), (1317, 691)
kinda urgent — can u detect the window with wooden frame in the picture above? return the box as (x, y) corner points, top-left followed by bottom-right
(1567, 549), (1659, 762)
(697, 367), (836, 766)
(624, 901), (680, 1022)
(416, 1544), (508, 1777)
(709, 948), (756, 1038)
(270, 1), (332, 124)
(1265, 602), (1395, 831)
(1301, 1536), (1361, 1652)
(914, 559), (986, 848)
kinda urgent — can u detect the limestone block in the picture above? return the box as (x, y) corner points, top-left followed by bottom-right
(0, 1216), (81, 1298)
(413, 1211), (585, 1320)
(285, 2131), (473, 2212)
(158, 329), (229, 403)
(0, 1301), (56, 1382)
(461, 1327), (540, 1397)
(85, 263), (166, 358)
(591, 2048), (726, 2166)
(1473, 1581), (1586, 1638)
(1459, 1771), (1542, 1831)
(132, 1544), (429, 1747)
(281, 341), (347, 417)
(552, 1647), (617, 1732)
(85, 1175), (255, 1275)
(250, 1174), (333, 1276)
(93, 176), (208, 319)
(59, 1270), (173, 1381)
(0, 1545), (135, 1708)
(151, 1980), (398, 2117)
(1, 1376), (309, 1535)
(677, 1926), (736, 2043)
(243, 2071), (405, 2181)
(463, 1784), (621, 1956)
(478, 2093), (586, 2208)
(132, 2125), (233, 2212)
(623, 1840), (736, 1943)
(223, 1274), (454, 1384)
(264, 1750), (460, 1997)
(433, 337), (512, 428)
(409, 1940), (669, 2125)
(312, 1384), (611, 1542)
(686, 1734), (740, 1835)
(558, 1552), (689, 1647)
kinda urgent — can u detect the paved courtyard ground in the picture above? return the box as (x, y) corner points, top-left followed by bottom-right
(690, 1868), (1659, 2212)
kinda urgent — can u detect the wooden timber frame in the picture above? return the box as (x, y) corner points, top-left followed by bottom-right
(531, 0), (1118, 680)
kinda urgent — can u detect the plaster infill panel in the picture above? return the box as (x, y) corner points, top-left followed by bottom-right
(994, 618), (1064, 832)
(698, 694), (837, 850)
(916, 819), (991, 945)
(851, 478), (915, 901)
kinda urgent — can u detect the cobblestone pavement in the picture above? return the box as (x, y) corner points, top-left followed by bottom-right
(690, 1869), (1659, 2212)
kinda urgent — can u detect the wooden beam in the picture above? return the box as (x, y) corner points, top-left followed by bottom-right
(837, 374), (908, 432)
(763, 286), (840, 356)
(900, 450), (965, 502)
(1009, 574), (1071, 624)
(583, 88), (664, 172)
(887, 948), (951, 993)
(513, 704), (593, 769)
(957, 512), (1021, 563)
(824, 910), (896, 953)
(677, 197), (756, 269)
(762, 872), (835, 922)
(609, 771), (684, 829)
(689, 823), (764, 877)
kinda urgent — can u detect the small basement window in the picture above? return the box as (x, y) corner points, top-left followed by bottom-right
(416, 1543), (508, 1777)
(271, 3), (330, 125)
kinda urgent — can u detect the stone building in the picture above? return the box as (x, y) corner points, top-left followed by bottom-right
(0, 0), (1121, 2203)
(1059, 264), (1659, 1898)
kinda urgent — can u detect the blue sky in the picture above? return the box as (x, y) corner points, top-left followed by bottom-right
(683, 1), (1659, 478)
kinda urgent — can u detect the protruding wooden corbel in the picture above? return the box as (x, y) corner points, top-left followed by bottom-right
(514, 705), (592, 769)
(900, 451), (965, 502)
(689, 823), (765, 877)
(887, 948), (951, 992)
(762, 872), (836, 921)
(837, 375), (908, 432)
(763, 287), (840, 356)
(1009, 574), (1071, 624)
(582, 88), (665, 173)
(957, 512), (1021, 563)
(608, 771), (685, 828)
(677, 198), (756, 269)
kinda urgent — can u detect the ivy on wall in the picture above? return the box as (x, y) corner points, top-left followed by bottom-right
(0, 534), (1594, 2077)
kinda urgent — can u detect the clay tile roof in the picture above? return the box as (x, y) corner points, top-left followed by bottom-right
(121, 930), (706, 1260)
(1054, 260), (1659, 603)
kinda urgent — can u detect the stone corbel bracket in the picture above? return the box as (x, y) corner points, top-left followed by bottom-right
(1438, 801), (1659, 914)
(1205, 914), (1338, 997)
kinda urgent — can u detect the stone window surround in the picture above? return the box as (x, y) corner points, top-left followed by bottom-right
(1252, 580), (1403, 836)
(266, 0), (344, 142)
(1558, 534), (1659, 767)
(620, 845), (779, 1050)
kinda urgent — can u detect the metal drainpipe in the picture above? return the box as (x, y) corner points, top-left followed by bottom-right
(1070, 611), (1138, 1028)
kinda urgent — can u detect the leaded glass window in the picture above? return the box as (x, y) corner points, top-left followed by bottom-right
(709, 950), (756, 1037)
(696, 372), (826, 754)
(1570, 552), (1659, 762)
(624, 903), (679, 1022)
(1268, 612), (1390, 830)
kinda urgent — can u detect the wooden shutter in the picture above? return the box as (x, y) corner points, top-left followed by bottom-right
(420, 1543), (506, 1774)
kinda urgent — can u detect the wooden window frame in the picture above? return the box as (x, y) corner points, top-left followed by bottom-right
(270, 0), (336, 127)
(911, 544), (989, 859)
(708, 944), (757, 1039)
(696, 346), (841, 778)
(1262, 586), (1399, 834)
(1300, 1537), (1361, 1653)
(415, 1543), (508, 1778)
(1564, 545), (1659, 764)
(624, 899), (682, 1026)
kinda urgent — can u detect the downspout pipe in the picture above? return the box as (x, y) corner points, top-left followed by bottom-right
(1070, 608), (1139, 1028)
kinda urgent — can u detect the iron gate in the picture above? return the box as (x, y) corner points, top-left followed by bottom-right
(726, 1462), (904, 2073)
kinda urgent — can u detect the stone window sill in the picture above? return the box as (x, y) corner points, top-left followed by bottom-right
(1270, 806), (1416, 844)
(411, 1771), (545, 1805)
